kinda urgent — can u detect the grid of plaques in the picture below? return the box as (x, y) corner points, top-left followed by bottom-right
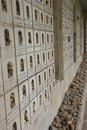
(81, 17), (84, 55)
(62, 0), (82, 72)
(75, 8), (81, 58)
(62, 0), (74, 72)
(0, 0), (55, 130)
(85, 20), (87, 52)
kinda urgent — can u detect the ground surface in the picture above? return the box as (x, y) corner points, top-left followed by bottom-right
(82, 97), (87, 130)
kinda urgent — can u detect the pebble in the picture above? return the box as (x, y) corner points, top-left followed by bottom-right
(50, 62), (87, 130)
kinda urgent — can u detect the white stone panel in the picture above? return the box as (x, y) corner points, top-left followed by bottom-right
(21, 105), (30, 130)
(24, 1), (32, 27)
(5, 87), (19, 121)
(0, 25), (15, 60)
(12, 0), (24, 26)
(2, 57), (17, 91)
(0, 0), (12, 24)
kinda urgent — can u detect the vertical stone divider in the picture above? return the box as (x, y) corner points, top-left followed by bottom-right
(73, 5), (77, 63)
(80, 15), (83, 56)
(80, 16), (84, 56)
(84, 19), (87, 53)
(53, 0), (64, 81)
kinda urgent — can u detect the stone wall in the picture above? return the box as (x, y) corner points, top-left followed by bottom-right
(0, 0), (84, 130)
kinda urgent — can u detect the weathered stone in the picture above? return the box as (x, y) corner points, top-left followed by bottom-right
(67, 120), (73, 125)
(54, 116), (61, 123)
(49, 125), (58, 130)
(52, 121), (62, 128)
(62, 111), (68, 118)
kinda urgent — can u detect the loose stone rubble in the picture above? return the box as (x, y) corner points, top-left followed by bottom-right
(49, 61), (87, 130)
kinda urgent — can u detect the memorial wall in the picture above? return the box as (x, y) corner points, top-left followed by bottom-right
(0, 0), (84, 130)
(0, 0), (55, 130)
(85, 20), (87, 52)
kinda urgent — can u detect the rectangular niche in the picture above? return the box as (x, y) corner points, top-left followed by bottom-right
(43, 86), (48, 105)
(7, 114), (21, 130)
(36, 72), (43, 94)
(32, 5), (40, 29)
(12, 0), (24, 26)
(24, 1), (32, 27)
(39, 9), (45, 29)
(29, 75), (37, 101)
(14, 27), (26, 56)
(5, 87), (19, 121)
(0, 0), (12, 24)
(21, 105), (30, 130)
(37, 91), (43, 108)
(42, 69), (47, 88)
(17, 54), (27, 83)
(30, 97), (38, 117)
(46, 31), (50, 49)
(0, 25), (15, 60)
(19, 80), (29, 111)
(35, 51), (42, 73)
(2, 57), (17, 91)
(27, 53), (35, 78)
(25, 28), (34, 54)
(47, 66), (52, 84)
(34, 29), (40, 51)
(40, 30), (46, 50)
(41, 50), (47, 69)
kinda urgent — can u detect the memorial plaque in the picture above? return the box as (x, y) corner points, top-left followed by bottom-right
(35, 52), (42, 73)
(25, 28), (34, 53)
(43, 87), (48, 104)
(34, 29), (40, 51)
(39, 9), (45, 29)
(7, 113), (21, 130)
(36, 72), (43, 93)
(14, 27), (26, 56)
(17, 54), (27, 83)
(24, 1), (32, 27)
(21, 105), (30, 130)
(19, 80), (29, 110)
(37, 91), (43, 108)
(12, 0), (24, 26)
(2, 57), (17, 91)
(42, 69), (47, 89)
(40, 30), (46, 50)
(32, 5), (40, 29)
(30, 97), (38, 116)
(0, 25), (15, 59)
(27, 53), (35, 77)
(41, 50), (47, 69)
(29, 76), (37, 101)
(0, 0), (12, 24)
(5, 87), (19, 122)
